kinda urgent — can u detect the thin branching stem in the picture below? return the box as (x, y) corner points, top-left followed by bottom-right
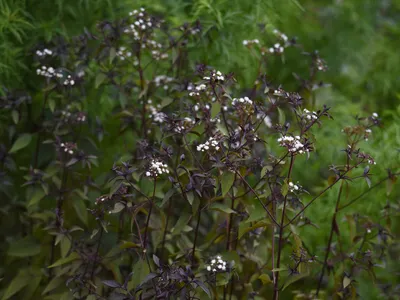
(143, 177), (157, 249)
(191, 206), (202, 266)
(273, 154), (295, 300)
(235, 171), (280, 227)
(316, 181), (344, 296)
(283, 165), (359, 228)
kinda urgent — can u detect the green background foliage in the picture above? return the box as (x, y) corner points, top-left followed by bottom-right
(0, 0), (400, 299)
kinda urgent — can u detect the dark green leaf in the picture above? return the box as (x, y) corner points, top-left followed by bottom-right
(2, 271), (30, 300)
(48, 252), (80, 268)
(221, 172), (235, 197)
(9, 133), (32, 153)
(8, 237), (41, 257)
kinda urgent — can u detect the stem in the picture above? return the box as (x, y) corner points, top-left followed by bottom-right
(273, 154), (295, 300)
(183, 135), (205, 171)
(191, 208), (202, 265)
(90, 225), (104, 292)
(143, 178), (157, 249)
(224, 189), (236, 300)
(160, 195), (172, 258)
(338, 175), (394, 211)
(284, 165), (357, 228)
(118, 211), (125, 241)
(235, 171), (279, 227)
(226, 175), (236, 251)
(226, 196), (234, 251)
(137, 45), (147, 139)
(349, 231), (368, 277)
(33, 89), (50, 168)
(269, 182), (277, 286)
(316, 181), (344, 296)
(49, 163), (68, 277)
(235, 152), (289, 200)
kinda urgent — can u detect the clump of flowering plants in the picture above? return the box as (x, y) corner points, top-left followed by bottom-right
(0, 7), (399, 300)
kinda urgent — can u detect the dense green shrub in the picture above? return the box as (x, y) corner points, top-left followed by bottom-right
(1, 2), (400, 300)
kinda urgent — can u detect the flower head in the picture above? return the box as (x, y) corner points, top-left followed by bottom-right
(206, 255), (228, 273)
(146, 159), (169, 177)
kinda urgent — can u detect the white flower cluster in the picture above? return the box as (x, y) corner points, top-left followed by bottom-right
(116, 47), (132, 60)
(60, 110), (72, 119)
(278, 135), (308, 154)
(302, 109), (318, 121)
(265, 30), (289, 55)
(180, 25), (201, 35)
(210, 117), (221, 124)
(146, 159), (169, 177)
(364, 128), (372, 141)
(372, 112), (378, 119)
(243, 39), (259, 46)
(174, 117), (195, 133)
(206, 256), (227, 272)
(124, 8), (155, 39)
(146, 39), (163, 49)
(273, 29), (289, 43)
(197, 137), (220, 152)
(151, 49), (168, 61)
(367, 158), (377, 165)
(273, 88), (286, 97)
(269, 43), (284, 54)
(149, 102), (166, 123)
(316, 58), (327, 71)
(60, 142), (75, 155)
(190, 27), (201, 35)
(36, 48), (53, 57)
(188, 84), (207, 96)
(63, 75), (75, 86)
(232, 96), (253, 106)
(154, 75), (173, 90)
(36, 66), (63, 78)
(76, 112), (86, 123)
(288, 181), (300, 193)
(203, 70), (224, 82)
(95, 195), (108, 205)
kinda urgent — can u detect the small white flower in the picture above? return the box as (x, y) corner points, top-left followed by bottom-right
(146, 159), (169, 177)
(207, 255), (228, 273)
(197, 137), (221, 152)
(278, 135), (308, 155)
